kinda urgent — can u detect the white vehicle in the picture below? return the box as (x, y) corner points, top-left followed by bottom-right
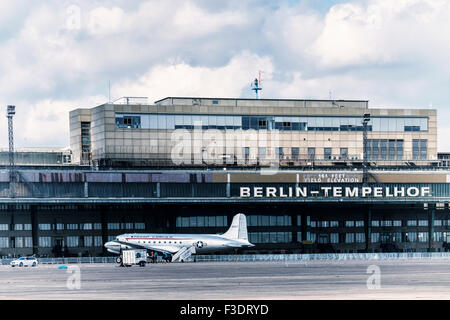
(105, 213), (254, 263)
(10, 256), (38, 267)
(122, 249), (148, 267)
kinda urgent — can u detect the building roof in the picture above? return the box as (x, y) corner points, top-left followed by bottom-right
(154, 96), (370, 104)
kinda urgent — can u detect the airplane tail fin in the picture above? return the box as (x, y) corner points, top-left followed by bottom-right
(222, 213), (248, 241)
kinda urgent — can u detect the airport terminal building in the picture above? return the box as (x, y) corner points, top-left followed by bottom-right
(0, 97), (449, 258)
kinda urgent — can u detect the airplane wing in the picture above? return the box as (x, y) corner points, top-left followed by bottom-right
(113, 240), (180, 254)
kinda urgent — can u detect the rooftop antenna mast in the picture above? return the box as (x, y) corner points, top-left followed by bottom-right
(251, 71), (263, 99)
(6, 105), (16, 198)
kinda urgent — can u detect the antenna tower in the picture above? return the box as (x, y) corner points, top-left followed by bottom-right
(251, 71), (263, 99)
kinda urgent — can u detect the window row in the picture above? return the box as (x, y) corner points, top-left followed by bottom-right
(176, 216), (228, 228)
(365, 139), (406, 160)
(0, 237), (33, 248)
(106, 223), (146, 230)
(64, 236), (104, 247)
(370, 232), (437, 243)
(247, 215), (292, 227)
(309, 220), (339, 228)
(0, 236), (105, 248)
(248, 232), (293, 244)
(0, 224), (34, 231)
(371, 220), (403, 227)
(406, 220), (429, 227)
(300, 231), (450, 244)
(38, 223), (103, 231)
(308, 220), (363, 228)
(115, 114), (428, 132)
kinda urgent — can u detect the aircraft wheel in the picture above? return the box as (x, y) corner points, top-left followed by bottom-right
(139, 261), (146, 267)
(116, 256), (122, 264)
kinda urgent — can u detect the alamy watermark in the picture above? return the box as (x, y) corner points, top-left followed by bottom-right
(66, 5), (81, 30)
(366, 265), (381, 290)
(170, 123), (281, 174)
(66, 265), (81, 290)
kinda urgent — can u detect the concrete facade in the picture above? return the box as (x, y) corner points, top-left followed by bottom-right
(69, 97), (437, 168)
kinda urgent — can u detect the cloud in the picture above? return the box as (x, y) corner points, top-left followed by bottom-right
(0, 0), (450, 152)
(172, 2), (247, 38)
(87, 6), (126, 36)
(112, 52), (273, 102)
(12, 95), (107, 148)
(309, 0), (450, 68)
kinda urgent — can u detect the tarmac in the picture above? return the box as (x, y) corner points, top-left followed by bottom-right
(1, 259), (450, 299)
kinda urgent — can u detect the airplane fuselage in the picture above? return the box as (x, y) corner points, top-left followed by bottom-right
(105, 233), (252, 255)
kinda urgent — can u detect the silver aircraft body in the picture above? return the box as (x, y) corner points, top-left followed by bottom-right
(104, 214), (254, 256)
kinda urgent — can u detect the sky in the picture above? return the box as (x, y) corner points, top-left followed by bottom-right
(0, 0), (449, 150)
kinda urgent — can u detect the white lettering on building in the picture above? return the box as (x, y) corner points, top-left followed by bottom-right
(239, 186), (433, 198)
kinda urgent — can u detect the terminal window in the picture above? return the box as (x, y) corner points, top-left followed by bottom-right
(292, 148), (299, 161)
(324, 148), (332, 160)
(407, 220), (417, 227)
(116, 115), (141, 129)
(380, 232), (401, 243)
(15, 237), (32, 248)
(345, 221), (355, 227)
(345, 233), (355, 243)
(366, 139), (404, 160)
(371, 233), (380, 243)
(84, 236), (93, 247)
(81, 223), (92, 230)
(308, 148), (315, 160)
(0, 237), (9, 248)
(418, 220), (428, 227)
(38, 224), (51, 231)
(434, 220), (442, 227)
(176, 216), (228, 228)
(66, 236), (79, 247)
(94, 236), (103, 247)
(249, 232), (292, 244)
(418, 232), (429, 242)
(413, 139), (427, 160)
(355, 233), (365, 243)
(247, 215), (292, 227)
(330, 233), (339, 244)
(135, 222), (145, 230)
(38, 237), (51, 247)
(115, 113), (428, 132)
(107, 223), (120, 230)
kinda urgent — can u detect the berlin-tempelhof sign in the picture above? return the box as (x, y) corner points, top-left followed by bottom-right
(239, 186), (432, 198)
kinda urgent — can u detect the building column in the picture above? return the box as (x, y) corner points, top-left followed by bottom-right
(301, 214), (307, 242)
(31, 205), (38, 256)
(100, 205), (108, 255)
(226, 174), (231, 198)
(365, 208), (371, 253)
(84, 182), (89, 198)
(429, 205), (435, 252)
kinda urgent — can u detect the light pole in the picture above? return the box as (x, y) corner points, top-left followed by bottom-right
(6, 105), (16, 198)
(362, 113), (370, 184)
